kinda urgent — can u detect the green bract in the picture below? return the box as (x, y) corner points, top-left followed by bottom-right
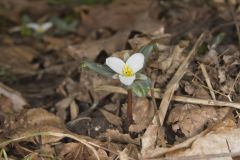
(130, 76), (151, 97)
(138, 43), (156, 62)
(82, 61), (115, 77)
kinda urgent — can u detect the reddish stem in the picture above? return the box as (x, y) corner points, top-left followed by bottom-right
(127, 89), (133, 126)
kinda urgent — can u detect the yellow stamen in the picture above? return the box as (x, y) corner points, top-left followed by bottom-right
(122, 64), (133, 77)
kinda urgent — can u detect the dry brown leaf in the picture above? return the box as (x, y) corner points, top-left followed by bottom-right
(77, 0), (157, 32)
(87, 149), (109, 160)
(100, 109), (122, 127)
(159, 41), (188, 73)
(166, 127), (240, 160)
(56, 97), (74, 110)
(200, 49), (219, 65)
(184, 82), (195, 95)
(0, 0), (50, 22)
(194, 87), (212, 99)
(70, 100), (79, 120)
(0, 95), (14, 113)
(167, 104), (218, 137)
(119, 148), (129, 160)
(59, 142), (85, 160)
(129, 98), (155, 133)
(67, 31), (129, 60)
(4, 108), (67, 144)
(0, 46), (38, 75)
(142, 115), (236, 159)
(218, 68), (226, 83)
(77, 71), (114, 103)
(103, 129), (140, 145)
(0, 82), (27, 112)
(141, 124), (159, 156)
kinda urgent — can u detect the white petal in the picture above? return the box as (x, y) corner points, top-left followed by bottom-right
(26, 23), (39, 30)
(119, 75), (136, 86)
(126, 53), (144, 73)
(106, 57), (125, 74)
(42, 22), (53, 30)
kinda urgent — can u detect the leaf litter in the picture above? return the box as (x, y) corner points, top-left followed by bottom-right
(0, 0), (240, 159)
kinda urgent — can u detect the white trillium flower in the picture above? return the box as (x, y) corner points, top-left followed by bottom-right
(106, 53), (144, 86)
(27, 22), (53, 33)
(10, 22), (53, 33)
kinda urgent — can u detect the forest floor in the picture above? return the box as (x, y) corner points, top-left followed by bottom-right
(0, 0), (240, 159)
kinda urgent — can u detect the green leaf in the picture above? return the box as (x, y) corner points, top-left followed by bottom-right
(197, 41), (209, 56)
(130, 77), (151, 97)
(51, 16), (78, 35)
(82, 61), (115, 77)
(212, 32), (225, 48)
(138, 43), (156, 62)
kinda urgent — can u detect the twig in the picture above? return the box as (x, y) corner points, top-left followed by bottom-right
(95, 85), (240, 110)
(199, 64), (216, 100)
(228, 71), (240, 97)
(127, 89), (133, 126)
(172, 96), (240, 109)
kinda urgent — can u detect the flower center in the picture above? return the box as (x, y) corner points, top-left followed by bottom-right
(37, 25), (45, 33)
(122, 64), (133, 77)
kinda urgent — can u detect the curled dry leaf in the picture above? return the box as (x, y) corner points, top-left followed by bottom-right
(183, 81), (195, 95)
(70, 100), (79, 120)
(167, 104), (217, 137)
(218, 68), (226, 83)
(119, 148), (129, 160)
(0, 82), (27, 112)
(166, 126), (239, 160)
(77, 71), (114, 103)
(142, 116), (236, 159)
(141, 124), (159, 158)
(103, 129), (140, 145)
(0, 46), (38, 75)
(67, 31), (128, 60)
(60, 142), (109, 160)
(129, 98), (155, 133)
(200, 49), (219, 65)
(100, 109), (122, 127)
(3, 108), (67, 144)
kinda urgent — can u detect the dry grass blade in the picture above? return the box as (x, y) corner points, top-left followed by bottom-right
(0, 132), (100, 160)
(158, 33), (206, 125)
(200, 63), (216, 100)
(173, 96), (240, 109)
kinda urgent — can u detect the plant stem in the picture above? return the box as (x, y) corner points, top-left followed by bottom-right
(127, 89), (133, 126)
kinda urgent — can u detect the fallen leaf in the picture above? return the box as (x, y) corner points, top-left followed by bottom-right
(100, 109), (122, 127)
(0, 46), (38, 75)
(0, 82), (27, 112)
(70, 100), (79, 120)
(166, 127), (240, 160)
(4, 108), (67, 144)
(103, 129), (140, 145)
(141, 124), (159, 155)
(167, 104), (218, 137)
(129, 98), (155, 133)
